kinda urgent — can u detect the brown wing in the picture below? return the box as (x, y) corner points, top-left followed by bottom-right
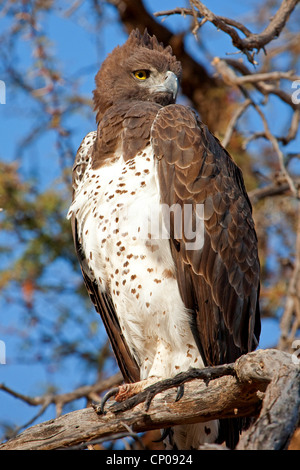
(151, 104), (261, 367)
(70, 136), (140, 384)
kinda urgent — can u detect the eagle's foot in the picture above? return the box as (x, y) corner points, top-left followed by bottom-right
(175, 384), (185, 402)
(99, 377), (159, 414)
(99, 387), (120, 414)
(115, 376), (159, 401)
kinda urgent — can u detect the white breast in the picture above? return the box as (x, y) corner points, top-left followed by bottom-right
(69, 143), (204, 379)
(68, 137), (219, 447)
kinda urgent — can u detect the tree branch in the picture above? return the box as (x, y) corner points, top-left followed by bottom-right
(0, 373), (122, 411)
(278, 203), (300, 351)
(0, 373), (123, 439)
(248, 179), (300, 204)
(1, 349), (298, 450)
(212, 57), (299, 197)
(237, 355), (300, 449)
(222, 98), (251, 148)
(156, 0), (299, 63)
(220, 58), (300, 111)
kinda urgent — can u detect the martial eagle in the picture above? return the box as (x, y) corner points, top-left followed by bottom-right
(68, 29), (261, 449)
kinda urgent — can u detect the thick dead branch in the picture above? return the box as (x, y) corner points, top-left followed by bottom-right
(0, 349), (298, 451)
(237, 358), (300, 449)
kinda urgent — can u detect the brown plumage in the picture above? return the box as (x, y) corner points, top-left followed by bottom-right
(93, 31), (181, 124)
(152, 104), (260, 364)
(68, 29), (260, 449)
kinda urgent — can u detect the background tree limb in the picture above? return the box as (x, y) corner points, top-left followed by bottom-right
(156, 0), (299, 63)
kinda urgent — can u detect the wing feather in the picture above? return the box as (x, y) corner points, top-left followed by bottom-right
(151, 104), (261, 366)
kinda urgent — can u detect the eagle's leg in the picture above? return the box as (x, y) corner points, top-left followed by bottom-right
(115, 376), (159, 401)
(100, 376), (160, 413)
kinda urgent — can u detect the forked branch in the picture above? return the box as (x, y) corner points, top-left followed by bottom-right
(155, 0), (299, 63)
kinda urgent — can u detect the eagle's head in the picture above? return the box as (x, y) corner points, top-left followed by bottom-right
(93, 29), (182, 123)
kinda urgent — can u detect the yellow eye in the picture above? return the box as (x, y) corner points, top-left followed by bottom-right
(134, 70), (149, 80)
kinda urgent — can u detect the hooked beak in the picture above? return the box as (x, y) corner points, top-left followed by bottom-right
(153, 71), (179, 100)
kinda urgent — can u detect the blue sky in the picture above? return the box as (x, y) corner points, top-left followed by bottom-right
(0, 0), (299, 438)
